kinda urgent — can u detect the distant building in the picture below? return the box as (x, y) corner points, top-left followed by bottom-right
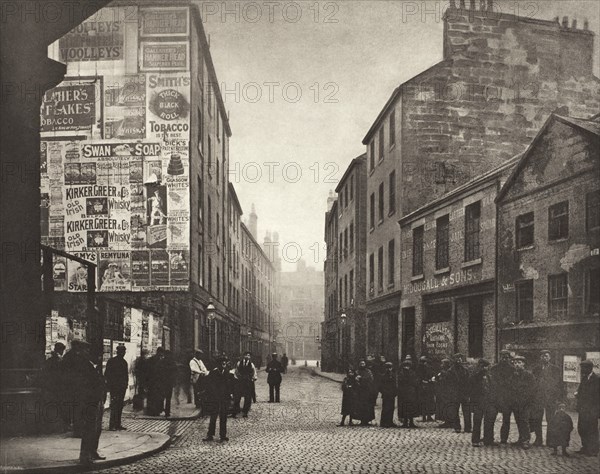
(322, 194), (339, 371)
(280, 260), (324, 361)
(496, 114), (599, 390)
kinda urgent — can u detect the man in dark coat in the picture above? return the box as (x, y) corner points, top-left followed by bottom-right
(61, 340), (106, 465)
(104, 344), (128, 431)
(450, 353), (472, 433)
(40, 342), (66, 426)
(489, 349), (514, 444)
(507, 355), (536, 449)
(203, 356), (235, 442)
(132, 350), (149, 410)
(379, 362), (397, 428)
(531, 350), (565, 446)
(371, 355), (386, 406)
(434, 358), (457, 427)
(281, 353), (289, 374)
(146, 347), (166, 416)
(575, 359), (600, 456)
(416, 356), (436, 422)
(355, 359), (375, 425)
(233, 351), (257, 417)
(397, 360), (419, 428)
(161, 350), (177, 417)
(266, 353), (284, 403)
(470, 359), (491, 447)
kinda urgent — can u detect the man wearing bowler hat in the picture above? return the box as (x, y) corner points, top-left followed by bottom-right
(266, 353), (284, 402)
(575, 359), (599, 456)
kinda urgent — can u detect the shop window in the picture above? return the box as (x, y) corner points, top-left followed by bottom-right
(424, 302), (451, 323)
(586, 190), (600, 231)
(412, 225), (424, 276)
(436, 214), (449, 269)
(587, 268), (600, 315)
(464, 201), (481, 261)
(548, 274), (568, 319)
(548, 201), (569, 240)
(516, 212), (534, 249)
(515, 280), (533, 322)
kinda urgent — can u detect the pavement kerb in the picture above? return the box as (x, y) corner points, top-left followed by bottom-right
(1, 433), (171, 474)
(309, 368), (344, 384)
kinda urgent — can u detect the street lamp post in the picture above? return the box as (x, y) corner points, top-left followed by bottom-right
(206, 302), (216, 362)
(340, 313), (347, 373)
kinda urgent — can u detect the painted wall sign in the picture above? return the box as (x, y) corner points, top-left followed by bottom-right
(140, 7), (189, 37)
(403, 268), (478, 295)
(41, 83), (95, 132)
(140, 42), (189, 71)
(423, 322), (453, 359)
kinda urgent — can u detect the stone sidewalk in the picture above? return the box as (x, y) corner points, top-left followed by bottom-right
(122, 399), (201, 421)
(0, 430), (170, 473)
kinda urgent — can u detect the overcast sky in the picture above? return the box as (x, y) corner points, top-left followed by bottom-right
(203, 0), (600, 272)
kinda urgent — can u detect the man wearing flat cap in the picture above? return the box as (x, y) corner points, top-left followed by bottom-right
(575, 359), (599, 456)
(449, 353), (472, 433)
(379, 362), (397, 428)
(487, 349), (514, 445)
(531, 350), (565, 446)
(266, 353), (284, 403)
(507, 355), (536, 449)
(203, 356), (235, 442)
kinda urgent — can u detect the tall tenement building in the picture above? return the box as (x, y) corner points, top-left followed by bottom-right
(39, 0), (276, 371)
(361, 0), (599, 361)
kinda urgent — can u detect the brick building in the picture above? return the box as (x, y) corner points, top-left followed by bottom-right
(39, 0), (275, 366)
(496, 113), (600, 391)
(322, 194), (339, 371)
(399, 157), (518, 362)
(362, 0), (599, 362)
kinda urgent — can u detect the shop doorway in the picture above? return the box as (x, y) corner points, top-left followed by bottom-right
(401, 307), (415, 360)
(468, 297), (483, 358)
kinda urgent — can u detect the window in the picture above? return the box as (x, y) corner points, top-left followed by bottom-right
(378, 246), (384, 292)
(412, 225), (424, 276)
(198, 244), (203, 286)
(344, 228), (348, 258)
(207, 196), (212, 235)
(425, 302), (451, 323)
(369, 141), (375, 171)
(378, 182), (384, 223)
(388, 239), (395, 285)
(216, 213), (220, 236)
(436, 214), (449, 269)
(515, 280), (534, 322)
(389, 170), (396, 215)
(378, 129), (384, 161)
(370, 193), (375, 229)
(208, 136), (212, 177)
(344, 186), (349, 209)
(587, 190), (600, 230)
(548, 274), (568, 319)
(389, 109), (395, 146)
(197, 106), (204, 153)
(217, 266), (220, 299)
(516, 212), (534, 249)
(344, 274), (348, 307)
(350, 175), (354, 202)
(587, 268), (600, 315)
(197, 176), (203, 223)
(464, 201), (481, 261)
(369, 253), (374, 293)
(339, 234), (343, 261)
(208, 257), (212, 294)
(548, 201), (569, 240)
(339, 278), (343, 307)
(349, 270), (354, 302)
(349, 222), (354, 254)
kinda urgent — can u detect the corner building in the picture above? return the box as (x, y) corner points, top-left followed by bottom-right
(362, 0), (599, 361)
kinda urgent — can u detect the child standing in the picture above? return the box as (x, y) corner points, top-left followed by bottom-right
(546, 402), (574, 456)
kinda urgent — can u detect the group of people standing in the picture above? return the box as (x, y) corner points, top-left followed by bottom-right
(340, 351), (599, 457)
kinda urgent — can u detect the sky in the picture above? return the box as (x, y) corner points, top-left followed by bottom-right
(202, 0), (600, 272)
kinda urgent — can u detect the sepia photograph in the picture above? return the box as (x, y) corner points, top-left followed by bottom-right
(0, 0), (598, 472)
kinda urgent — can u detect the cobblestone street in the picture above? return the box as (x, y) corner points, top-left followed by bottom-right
(92, 367), (599, 474)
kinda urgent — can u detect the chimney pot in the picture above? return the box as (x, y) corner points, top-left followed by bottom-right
(572, 19), (577, 29)
(584, 19), (589, 30)
(553, 16), (559, 23)
(562, 16), (569, 28)
(487, 0), (493, 12)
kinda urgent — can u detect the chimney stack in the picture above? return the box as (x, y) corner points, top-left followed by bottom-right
(460, 0), (466, 9)
(553, 16), (559, 24)
(562, 16), (569, 28)
(584, 19), (589, 30)
(487, 0), (493, 11)
(572, 19), (577, 29)
(470, 0), (476, 11)
(480, 0), (486, 11)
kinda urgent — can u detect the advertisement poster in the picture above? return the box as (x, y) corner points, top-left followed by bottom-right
(146, 73), (190, 141)
(140, 42), (189, 71)
(150, 250), (169, 286)
(146, 184), (168, 248)
(422, 323), (453, 359)
(131, 250), (150, 289)
(140, 7), (189, 37)
(563, 355), (581, 383)
(585, 352), (600, 375)
(52, 254), (67, 291)
(41, 82), (96, 133)
(58, 7), (125, 62)
(169, 250), (189, 286)
(104, 75), (146, 140)
(67, 251), (97, 292)
(98, 250), (132, 291)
